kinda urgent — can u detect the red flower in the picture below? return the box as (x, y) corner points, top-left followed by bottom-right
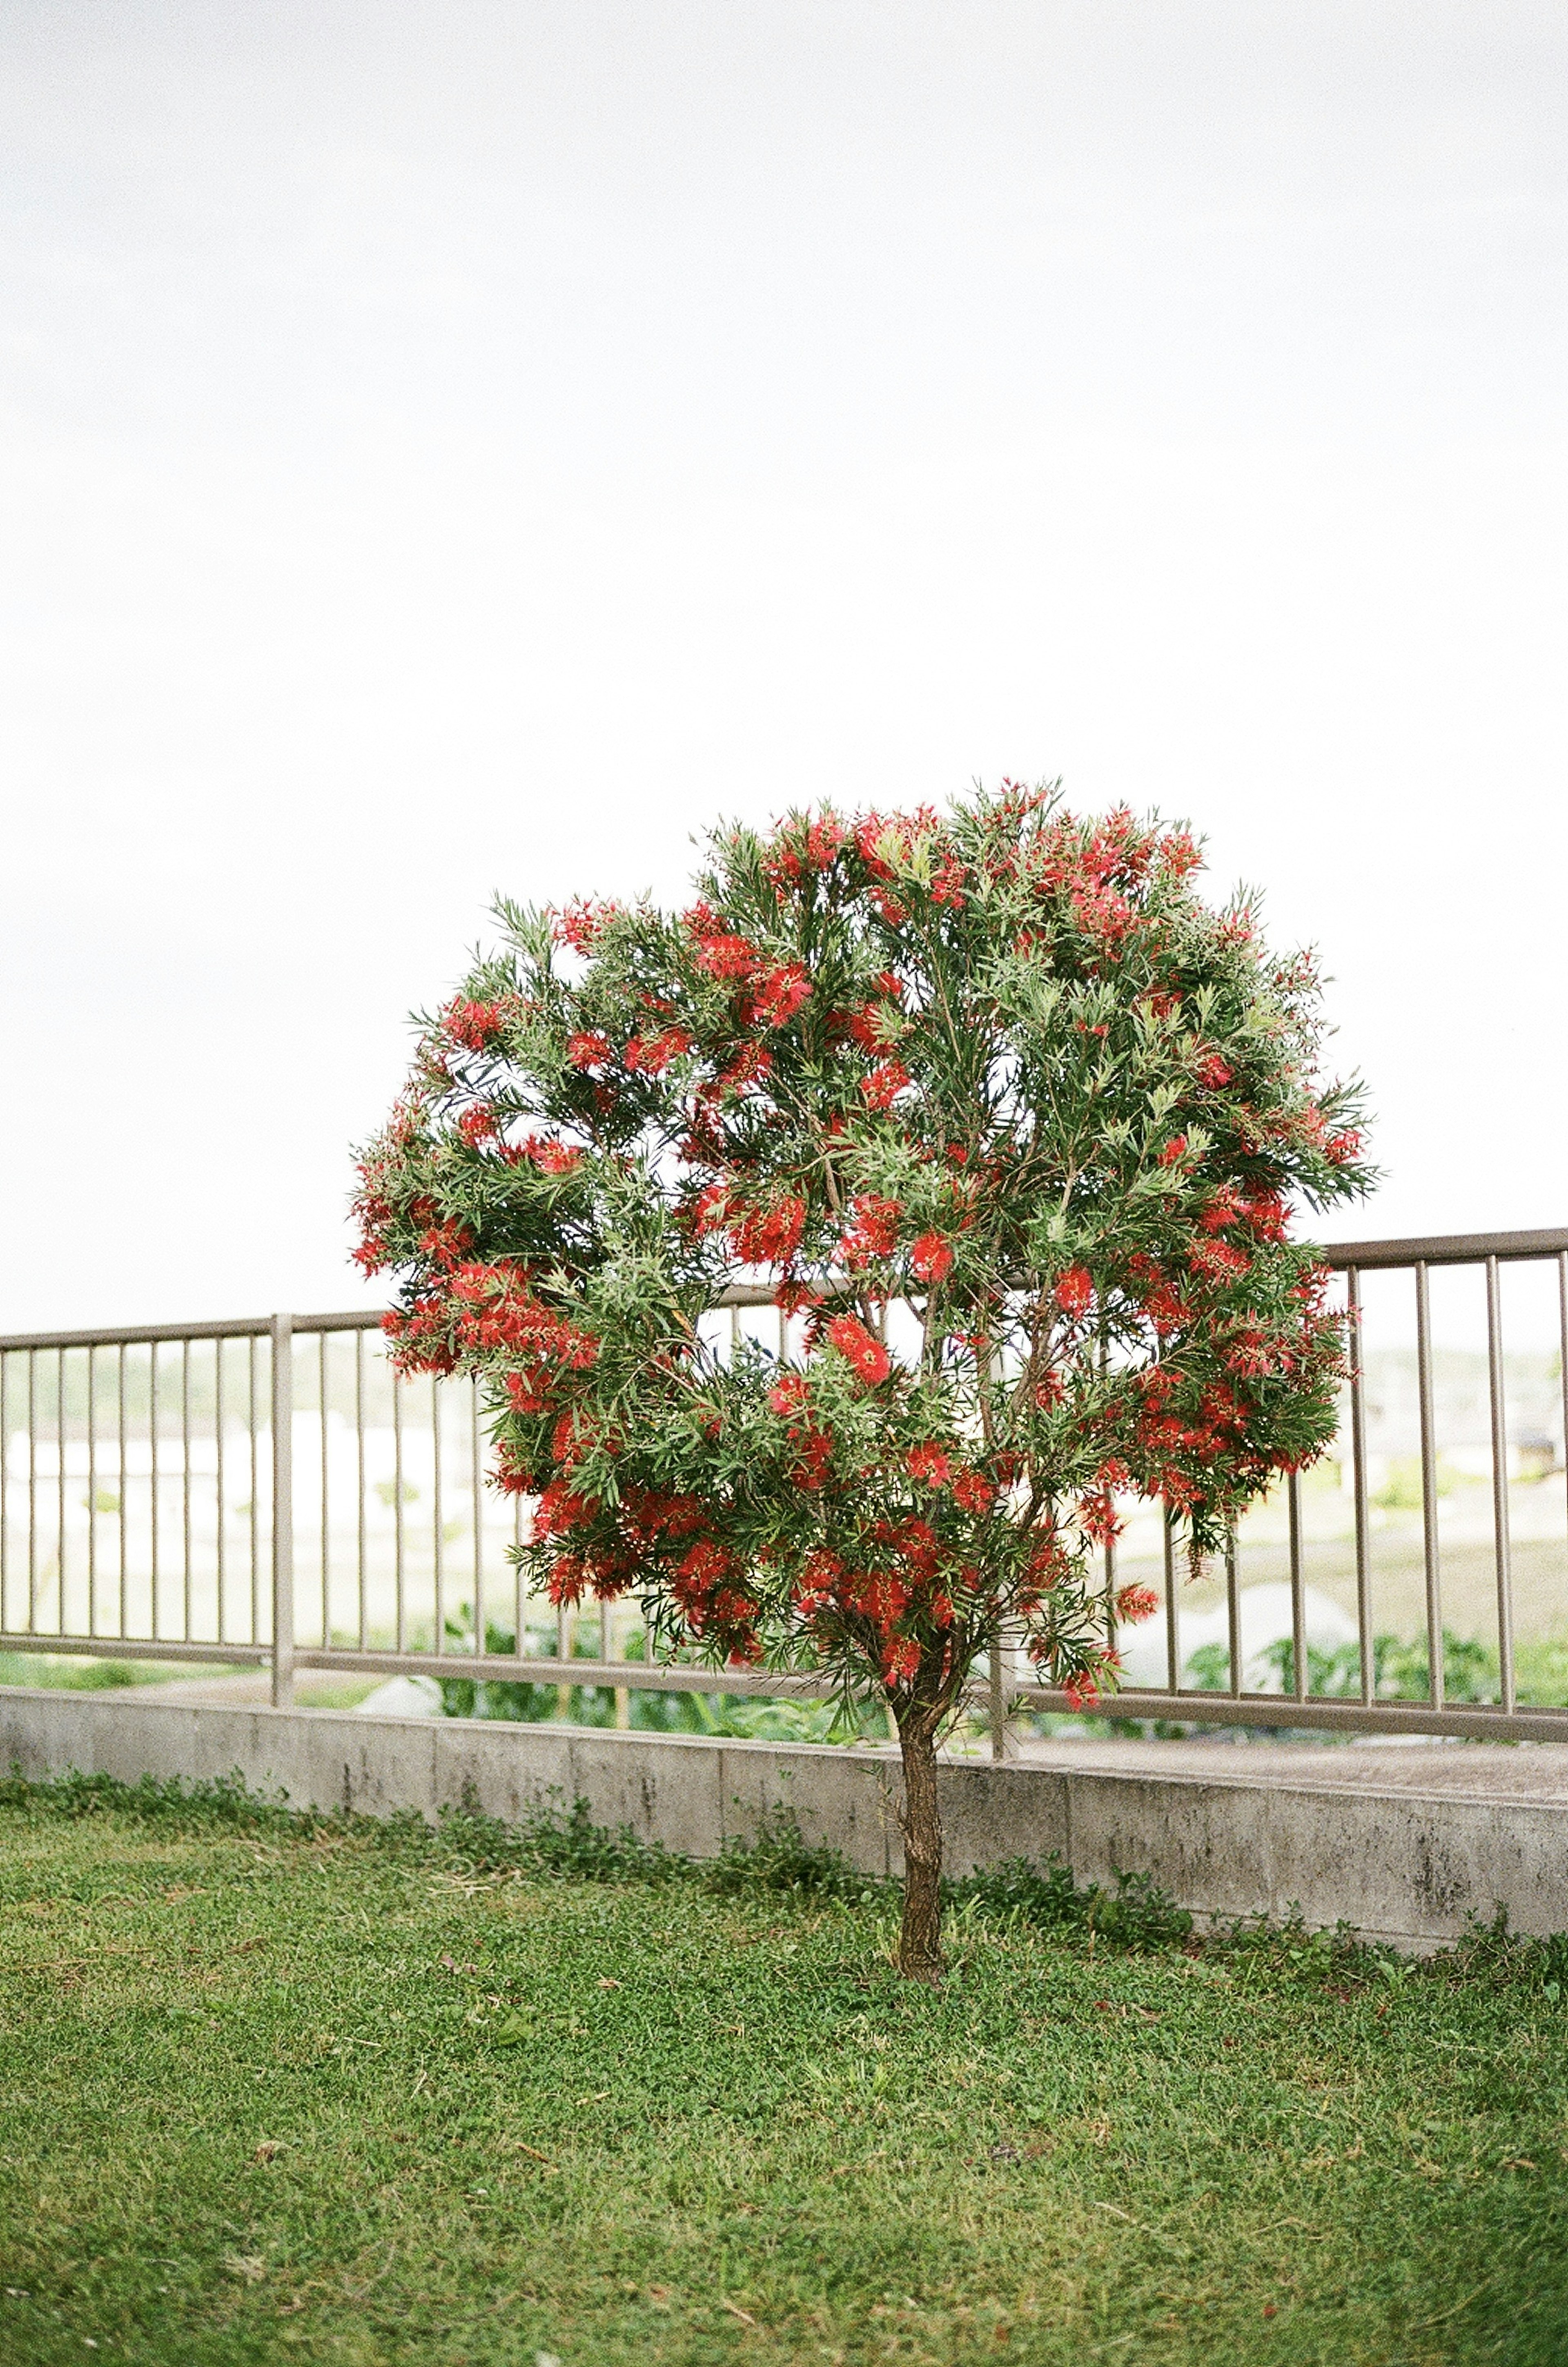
(1115, 1584), (1159, 1625)
(692, 931), (759, 981)
(882, 1637), (922, 1685)
(907, 1442), (951, 1488)
(753, 962), (812, 1029)
(729, 1193), (806, 1265)
(839, 1193), (902, 1264)
(624, 1028), (693, 1075)
(457, 1105), (499, 1146)
(1054, 1266), (1094, 1319)
(951, 1466), (995, 1515)
(826, 1314), (891, 1388)
(566, 1031), (612, 1070)
(768, 1373), (810, 1418)
(910, 1231), (953, 1284)
(861, 1060), (911, 1111)
(1157, 1134), (1188, 1167)
(442, 998), (507, 1053)
(521, 1134), (582, 1175)
(1194, 1052), (1233, 1090)
(552, 898), (618, 953)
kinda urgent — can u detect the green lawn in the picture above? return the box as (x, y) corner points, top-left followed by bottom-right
(1, 1778), (1566, 2366)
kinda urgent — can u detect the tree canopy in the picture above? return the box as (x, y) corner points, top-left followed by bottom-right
(354, 785), (1370, 1975)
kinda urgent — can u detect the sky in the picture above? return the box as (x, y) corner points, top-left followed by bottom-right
(2, 0), (1565, 1334)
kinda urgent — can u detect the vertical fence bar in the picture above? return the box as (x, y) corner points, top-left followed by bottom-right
(149, 1342), (160, 1640)
(27, 1350), (38, 1631)
(1486, 1255), (1515, 1713)
(181, 1339), (192, 1641)
(248, 1337), (261, 1646)
(118, 1345), (128, 1636)
(320, 1333), (331, 1649)
(470, 1374), (484, 1656)
(988, 1634), (1007, 1758)
(1163, 1511), (1180, 1694)
(86, 1346), (97, 1637)
(1225, 1530), (1241, 1698)
(1346, 1267), (1373, 1705)
(214, 1340), (226, 1642)
(355, 1328), (368, 1652)
(1287, 1470), (1306, 1702)
(1560, 1254), (1568, 1644)
(56, 1346), (67, 1634)
(432, 1375), (444, 1655)
(0, 1351), (9, 1630)
(1415, 1260), (1443, 1709)
(1103, 1531), (1117, 1667)
(270, 1314), (294, 1707)
(514, 1487), (526, 1661)
(393, 1368), (406, 1655)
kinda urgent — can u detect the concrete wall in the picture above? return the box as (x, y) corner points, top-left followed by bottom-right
(4, 1685), (1566, 1950)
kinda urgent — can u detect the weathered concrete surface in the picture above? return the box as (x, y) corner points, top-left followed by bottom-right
(4, 1685), (1567, 1948)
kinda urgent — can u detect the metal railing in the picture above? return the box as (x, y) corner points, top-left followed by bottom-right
(3, 1227), (1568, 1747)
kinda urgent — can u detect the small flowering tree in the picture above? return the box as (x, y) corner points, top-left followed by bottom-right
(354, 787), (1370, 1979)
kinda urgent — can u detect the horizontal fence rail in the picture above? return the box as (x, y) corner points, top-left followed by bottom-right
(4, 1228), (1568, 1750)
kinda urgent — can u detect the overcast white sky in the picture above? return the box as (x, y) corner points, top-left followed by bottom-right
(2, 0), (1565, 1332)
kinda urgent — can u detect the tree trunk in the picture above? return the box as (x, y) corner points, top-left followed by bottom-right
(895, 1709), (945, 1982)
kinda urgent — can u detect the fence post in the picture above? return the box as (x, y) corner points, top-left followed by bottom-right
(270, 1313), (294, 1707)
(988, 1636), (1011, 1760)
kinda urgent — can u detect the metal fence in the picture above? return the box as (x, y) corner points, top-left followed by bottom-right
(4, 1228), (1568, 1749)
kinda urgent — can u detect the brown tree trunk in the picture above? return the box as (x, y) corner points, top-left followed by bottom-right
(895, 1708), (945, 1982)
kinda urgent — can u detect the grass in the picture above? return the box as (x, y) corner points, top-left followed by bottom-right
(1, 1780), (1567, 2365)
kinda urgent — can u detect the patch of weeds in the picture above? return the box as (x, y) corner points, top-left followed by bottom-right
(436, 1784), (688, 1883)
(946, 1853), (1194, 1948)
(704, 1804), (884, 1902)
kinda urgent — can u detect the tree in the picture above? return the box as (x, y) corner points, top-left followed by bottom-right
(353, 786), (1370, 1979)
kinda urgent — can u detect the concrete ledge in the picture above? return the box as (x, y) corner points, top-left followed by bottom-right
(4, 1685), (1567, 1949)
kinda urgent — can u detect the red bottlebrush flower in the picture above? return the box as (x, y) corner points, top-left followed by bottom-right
(624, 1027), (694, 1075)
(907, 1442), (951, 1488)
(1157, 1134), (1188, 1167)
(1062, 1672), (1102, 1714)
(882, 1636), (922, 1685)
(692, 931), (760, 981)
(731, 1193), (806, 1265)
(1194, 1052), (1233, 1090)
(951, 1466), (995, 1515)
(717, 1043), (773, 1095)
(442, 997), (507, 1053)
(457, 1105), (499, 1146)
(1054, 1266), (1094, 1319)
(839, 1193), (902, 1264)
(806, 816), (846, 870)
(753, 962), (811, 1029)
(910, 1231), (953, 1284)
(552, 898), (619, 954)
(791, 1427), (835, 1490)
(520, 1134), (582, 1175)
(768, 1373), (810, 1418)
(1200, 1186), (1244, 1233)
(861, 1059), (911, 1111)
(1327, 1128), (1363, 1165)
(826, 1314), (891, 1388)
(930, 859), (968, 907)
(566, 1030), (612, 1071)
